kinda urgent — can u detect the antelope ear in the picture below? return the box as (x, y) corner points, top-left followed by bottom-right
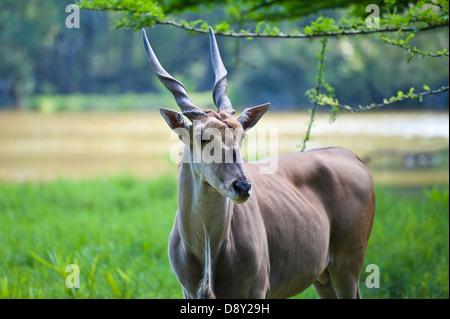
(237, 103), (270, 132)
(159, 108), (190, 131)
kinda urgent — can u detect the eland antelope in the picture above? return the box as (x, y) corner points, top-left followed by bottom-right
(142, 27), (375, 299)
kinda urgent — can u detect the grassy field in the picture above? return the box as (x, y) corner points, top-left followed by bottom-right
(0, 175), (448, 299)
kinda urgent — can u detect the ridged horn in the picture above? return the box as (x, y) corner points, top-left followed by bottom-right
(209, 27), (235, 115)
(142, 29), (204, 118)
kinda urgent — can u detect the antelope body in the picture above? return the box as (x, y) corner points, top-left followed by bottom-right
(142, 28), (375, 299)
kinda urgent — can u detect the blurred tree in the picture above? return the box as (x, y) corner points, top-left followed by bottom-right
(0, 0), (84, 106)
(78, 0), (449, 149)
(0, 0), (447, 114)
(77, 0), (448, 109)
(0, 0), (50, 107)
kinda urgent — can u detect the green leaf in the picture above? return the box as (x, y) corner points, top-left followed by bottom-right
(200, 21), (209, 31)
(405, 33), (415, 44)
(189, 19), (203, 28)
(29, 251), (60, 273)
(214, 22), (230, 33)
(423, 85), (431, 91)
(102, 269), (121, 298)
(116, 268), (132, 284)
(87, 254), (100, 290)
(255, 21), (265, 34)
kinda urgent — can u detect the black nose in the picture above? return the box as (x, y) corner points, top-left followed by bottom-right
(232, 181), (252, 197)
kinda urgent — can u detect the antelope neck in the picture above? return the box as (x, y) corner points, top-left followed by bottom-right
(177, 146), (233, 263)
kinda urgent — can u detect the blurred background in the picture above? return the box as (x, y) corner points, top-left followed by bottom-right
(0, 0), (448, 184)
(0, 0), (448, 299)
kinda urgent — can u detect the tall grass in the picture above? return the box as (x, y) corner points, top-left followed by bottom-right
(0, 175), (448, 298)
(0, 175), (180, 298)
(361, 185), (449, 298)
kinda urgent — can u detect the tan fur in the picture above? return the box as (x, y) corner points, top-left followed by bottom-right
(204, 109), (241, 129)
(168, 112), (376, 299)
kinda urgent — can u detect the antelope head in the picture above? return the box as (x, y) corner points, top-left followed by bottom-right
(142, 28), (269, 204)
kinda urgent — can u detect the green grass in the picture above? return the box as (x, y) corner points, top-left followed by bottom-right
(361, 185), (449, 299)
(0, 175), (180, 298)
(0, 175), (448, 298)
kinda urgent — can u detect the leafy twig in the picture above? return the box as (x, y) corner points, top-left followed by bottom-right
(382, 34), (449, 59)
(153, 19), (449, 38)
(300, 38), (328, 152)
(316, 85), (449, 112)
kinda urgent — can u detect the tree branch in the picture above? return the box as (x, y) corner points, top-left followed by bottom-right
(156, 19), (449, 38)
(383, 38), (449, 58)
(319, 86), (449, 113)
